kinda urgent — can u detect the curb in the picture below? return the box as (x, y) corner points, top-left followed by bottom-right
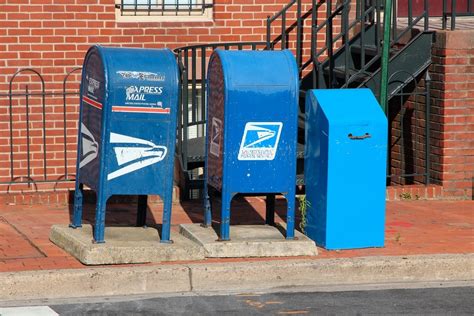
(0, 254), (473, 301)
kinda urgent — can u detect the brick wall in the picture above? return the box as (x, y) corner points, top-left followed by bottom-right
(0, 0), (317, 194)
(430, 30), (474, 200)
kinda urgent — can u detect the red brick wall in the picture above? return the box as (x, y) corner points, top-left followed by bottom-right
(430, 30), (474, 200)
(0, 0), (317, 193)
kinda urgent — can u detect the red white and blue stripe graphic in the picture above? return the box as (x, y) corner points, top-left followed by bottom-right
(82, 96), (103, 110)
(112, 106), (170, 114)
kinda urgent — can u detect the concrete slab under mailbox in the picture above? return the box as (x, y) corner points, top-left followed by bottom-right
(179, 224), (318, 258)
(49, 225), (205, 265)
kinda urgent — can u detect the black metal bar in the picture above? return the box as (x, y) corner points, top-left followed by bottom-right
(360, 1), (366, 69)
(376, 0), (381, 55)
(266, 16), (271, 50)
(327, 0), (334, 88)
(8, 80), (14, 182)
(425, 71), (431, 185)
(408, 0), (413, 27)
(176, 51), (184, 158)
(41, 80), (47, 180)
(183, 49), (189, 169)
(201, 46), (206, 123)
(443, 0), (448, 29)
(424, 0), (429, 30)
(25, 85), (31, 187)
(191, 48), (197, 123)
(343, 2), (350, 83)
(296, 0), (302, 73)
(451, 0), (457, 30)
(282, 11), (287, 49)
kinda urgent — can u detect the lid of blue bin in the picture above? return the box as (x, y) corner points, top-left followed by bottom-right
(309, 89), (386, 125)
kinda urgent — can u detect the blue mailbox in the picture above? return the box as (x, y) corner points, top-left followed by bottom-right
(204, 49), (299, 241)
(70, 45), (179, 243)
(304, 89), (388, 250)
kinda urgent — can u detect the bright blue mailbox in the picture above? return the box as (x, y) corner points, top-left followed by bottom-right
(204, 49), (299, 241)
(70, 46), (179, 243)
(304, 89), (387, 250)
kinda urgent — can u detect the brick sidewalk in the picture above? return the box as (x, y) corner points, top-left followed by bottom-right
(0, 198), (472, 272)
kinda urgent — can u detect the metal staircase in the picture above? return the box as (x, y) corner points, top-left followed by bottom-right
(175, 0), (436, 199)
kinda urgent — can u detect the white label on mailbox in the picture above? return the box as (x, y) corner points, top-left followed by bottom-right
(238, 122), (283, 161)
(209, 117), (222, 158)
(107, 132), (167, 181)
(79, 123), (98, 168)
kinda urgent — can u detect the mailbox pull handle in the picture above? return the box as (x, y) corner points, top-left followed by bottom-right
(348, 133), (371, 140)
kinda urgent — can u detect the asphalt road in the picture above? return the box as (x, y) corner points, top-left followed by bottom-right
(36, 285), (473, 315)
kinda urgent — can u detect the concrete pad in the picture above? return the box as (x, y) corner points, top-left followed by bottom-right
(49, 224), (205, 265)
(179, 223), (317, 258)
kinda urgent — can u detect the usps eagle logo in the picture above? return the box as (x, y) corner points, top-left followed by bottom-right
(238, 122), (283, 161)
(107, 133), (167, 181)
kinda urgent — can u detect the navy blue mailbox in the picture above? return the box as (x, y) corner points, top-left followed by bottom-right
(304, 89), (387, 250)
(204, 49), (299, 241)
(70, 45), (179, 243)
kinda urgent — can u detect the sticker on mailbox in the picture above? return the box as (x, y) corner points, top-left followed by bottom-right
(210, 117), (222, 157)
(107, 132), (167, 181)
(238, 122), (283, 161)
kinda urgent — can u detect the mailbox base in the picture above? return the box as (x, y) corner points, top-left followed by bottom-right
(50, 225), (205, 265)
(179, 223), (317, 258)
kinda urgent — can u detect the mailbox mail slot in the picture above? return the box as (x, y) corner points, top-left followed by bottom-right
(204, 49), (299, 241)
(71, 45), (179, 243)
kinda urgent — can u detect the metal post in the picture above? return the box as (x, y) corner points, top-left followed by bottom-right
(296, 0), (302, 74)
(425, 71), (431, 185)
(451, 0), (457, 30)
(379, 0), (393, 114)
(266, 16), (271, 50)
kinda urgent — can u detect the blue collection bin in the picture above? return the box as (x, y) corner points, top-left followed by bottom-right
(304, 89), (388, 249)
(71, 45), (179, 243)
(204, 49), (299, 241)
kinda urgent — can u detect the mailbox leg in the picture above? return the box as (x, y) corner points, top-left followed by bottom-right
(284, 191), (296, 240)
(203, 185), (212, 227)
(136, 195), (148, 227)
(70, 183), (84, 228)
(265, 194), (276, 225)
(93, 194), (108, 243)
(160, 192), (173, 243)
(219, 191), (232, 241)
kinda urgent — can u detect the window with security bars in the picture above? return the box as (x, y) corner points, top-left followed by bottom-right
(116, 0), (213, 16)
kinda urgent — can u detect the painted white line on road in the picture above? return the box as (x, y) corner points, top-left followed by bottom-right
(0, 306), (58, 316)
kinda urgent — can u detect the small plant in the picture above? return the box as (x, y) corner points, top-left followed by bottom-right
(399, 192), (412, 200)
(297, 195), (311, 234)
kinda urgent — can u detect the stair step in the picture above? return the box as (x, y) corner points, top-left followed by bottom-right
(351, 44), (379, 56)
(327, 67), (372, 83)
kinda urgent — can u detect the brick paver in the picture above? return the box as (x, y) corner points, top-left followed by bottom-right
(0, 198), (472, 272)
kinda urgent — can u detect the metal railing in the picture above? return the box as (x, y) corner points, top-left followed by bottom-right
(0, 68), (81, 190)
(442, 0), (474, 30)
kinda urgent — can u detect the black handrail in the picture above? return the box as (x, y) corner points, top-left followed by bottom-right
(266, 0), (305, 77)
(443, 0), (473, 30)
